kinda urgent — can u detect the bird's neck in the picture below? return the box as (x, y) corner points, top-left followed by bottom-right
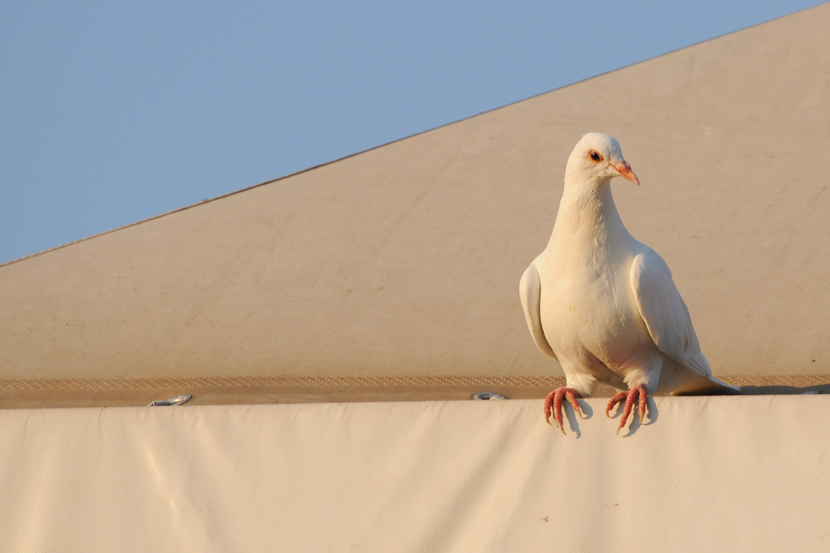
(548, 180), (632, 251)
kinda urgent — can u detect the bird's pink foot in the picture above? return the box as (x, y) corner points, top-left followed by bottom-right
(543, 387), (584, 435)
(606, 384), (648, 435)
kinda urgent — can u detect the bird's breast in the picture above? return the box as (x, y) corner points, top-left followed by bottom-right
(538, 255), (651, 371)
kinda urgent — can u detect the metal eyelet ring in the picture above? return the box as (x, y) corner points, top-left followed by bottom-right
(147, 394), (193, 407)
(472, 392), (508, 400)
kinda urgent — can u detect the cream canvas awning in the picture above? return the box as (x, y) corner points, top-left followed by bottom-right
(1, 397), (828, 552)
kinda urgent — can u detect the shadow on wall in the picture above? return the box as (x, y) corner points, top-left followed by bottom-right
(676, 384), (830, 396)
(733, 384), (830, 395)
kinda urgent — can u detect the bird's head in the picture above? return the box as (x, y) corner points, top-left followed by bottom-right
(564, 132), (640, 187)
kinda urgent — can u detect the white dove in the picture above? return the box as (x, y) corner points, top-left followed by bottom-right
(520, 133), (738, 435)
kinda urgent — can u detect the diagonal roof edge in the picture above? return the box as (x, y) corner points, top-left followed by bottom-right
(3, 2), (824, 270)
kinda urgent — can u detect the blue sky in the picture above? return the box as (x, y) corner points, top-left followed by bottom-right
(1, 1), (824, 264)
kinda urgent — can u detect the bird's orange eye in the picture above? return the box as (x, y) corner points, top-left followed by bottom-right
(588, 150), (603, 163)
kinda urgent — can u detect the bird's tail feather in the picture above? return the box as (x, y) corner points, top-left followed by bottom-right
(660, 366), (740, 395)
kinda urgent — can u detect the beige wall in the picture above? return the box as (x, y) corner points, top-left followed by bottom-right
(1, 4), (829, 379)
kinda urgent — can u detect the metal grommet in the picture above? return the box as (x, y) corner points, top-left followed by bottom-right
(472, 392), (508, 400)
(147, 394), (193, 407)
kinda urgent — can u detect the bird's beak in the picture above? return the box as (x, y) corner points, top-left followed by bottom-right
(612, 161), (640, 185)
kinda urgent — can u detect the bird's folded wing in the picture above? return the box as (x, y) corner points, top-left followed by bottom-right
(519, 262), (557, 360)
(629, 252), (712, 378)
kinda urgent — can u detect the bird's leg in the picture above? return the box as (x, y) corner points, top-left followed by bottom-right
(543, 387), (584, 435)
(605, 384), (648, 435)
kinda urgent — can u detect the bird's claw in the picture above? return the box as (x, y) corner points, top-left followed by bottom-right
(543, 387), (583, 435)
(606, 384), (648, 435)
